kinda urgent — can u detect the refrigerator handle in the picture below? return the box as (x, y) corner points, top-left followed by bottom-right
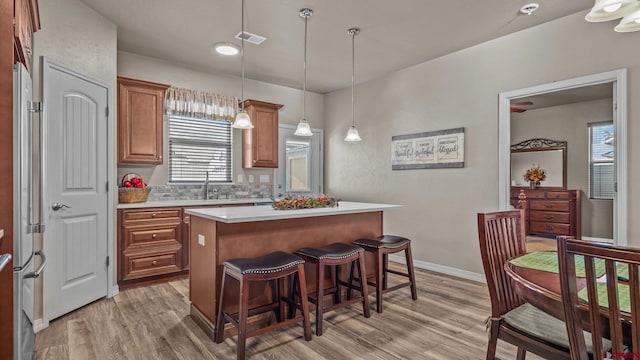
(24, 250), (46, 279)
(27, 100), (45, 234)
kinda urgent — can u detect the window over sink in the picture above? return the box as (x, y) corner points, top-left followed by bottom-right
(168, 115), (232, 183)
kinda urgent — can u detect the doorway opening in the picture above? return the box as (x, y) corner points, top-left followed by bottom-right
(498, 69), (627, 245)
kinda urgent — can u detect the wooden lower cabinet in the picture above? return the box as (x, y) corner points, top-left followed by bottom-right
(118, 207), (186, 287)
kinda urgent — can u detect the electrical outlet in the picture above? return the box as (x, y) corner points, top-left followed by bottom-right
(248, 175), (254, 183)
(198, 234), (205, 246)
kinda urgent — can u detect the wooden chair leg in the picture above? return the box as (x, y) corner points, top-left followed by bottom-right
(276, 278), (285, 322)
(215, 269), (228, 344)
(375, 250), (384, 313)
(346, 262), (355, 301)
(382, 253), (389, 290)
(485, 320), (499, 360)
(516, 347), (526, 360)
(237, 277), (249, 360)
(296, 264), (312, 341)
(405, 245), (418, 300)
(315, 261), (325, 336)
(334, 264), (342, 304)
(287, 274), (298, 319)
(358, 253), (371, 318)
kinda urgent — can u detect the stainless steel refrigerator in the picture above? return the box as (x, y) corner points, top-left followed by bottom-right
(13, 62), (46, 360)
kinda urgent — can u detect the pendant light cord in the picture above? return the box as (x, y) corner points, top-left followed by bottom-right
(240, 0), (245, 112)
(302, 14), (308, 121)
(351, 32), (355, 127)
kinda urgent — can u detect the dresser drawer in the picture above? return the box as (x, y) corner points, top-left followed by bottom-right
(530, 200), (570, 212)
(529, 221), (571, 236)
(122, 208), (182, 223)
(123, 222), (181, 250)
(546, 191), (571, 199)
(529, 211), (570, 224)
(122, 245), (182, 280)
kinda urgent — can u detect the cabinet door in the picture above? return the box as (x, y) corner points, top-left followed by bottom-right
(243, 100), (283, 168)
(117, 77), (169, 164)
(14, 0), (38, 70)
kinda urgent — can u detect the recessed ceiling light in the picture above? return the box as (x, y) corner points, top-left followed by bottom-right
(213, 43), (239, 56)
(520, 3), (540, 15)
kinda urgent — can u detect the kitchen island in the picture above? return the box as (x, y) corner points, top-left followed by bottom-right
(185, 201), (400, 338)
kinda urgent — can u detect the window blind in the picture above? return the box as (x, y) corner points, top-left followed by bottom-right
(169, 116), (232, 183)
(589, 122), (614, 200)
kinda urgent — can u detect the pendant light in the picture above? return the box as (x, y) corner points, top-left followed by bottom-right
(344, 28), (362, 142)
(294, 8), (313, 137)
(232, 0), (253, 129)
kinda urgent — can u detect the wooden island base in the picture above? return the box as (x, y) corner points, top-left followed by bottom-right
(188, 210), (385, 339)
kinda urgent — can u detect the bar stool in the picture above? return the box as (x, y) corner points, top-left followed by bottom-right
(295, 243), (370, 336)
(215, 251), (312, 360)
(352, 235), (417, 313)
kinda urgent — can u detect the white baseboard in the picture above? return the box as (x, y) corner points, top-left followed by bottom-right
(388, 254), (486, 283)
(108, 285), (119, 298)
(581, 236), (614, 243)
(33, 318), (48, 333)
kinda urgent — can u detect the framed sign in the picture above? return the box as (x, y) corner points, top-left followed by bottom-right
(391, 127), (464, 170)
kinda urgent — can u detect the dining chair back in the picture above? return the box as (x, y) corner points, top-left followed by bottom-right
(478, 210), (571, 360)
(558, 236), (640, 360)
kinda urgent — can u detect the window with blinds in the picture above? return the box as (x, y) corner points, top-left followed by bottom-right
(588, 121), (614, 200)
(168, 115), (232, 183)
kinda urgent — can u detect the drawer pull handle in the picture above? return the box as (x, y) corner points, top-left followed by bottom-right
(545, 225), (554, 231)
(543, 204), (553, 208)
(152, 234), (157, 239)
(151, 213), (157, 217)
(152, 260), (157, 266)
(544, 216), (555, 220)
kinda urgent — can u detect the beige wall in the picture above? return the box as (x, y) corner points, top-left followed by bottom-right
(511, 98), (614, 239)
(116, 51), (325, 186)
(32, 0), (118, 320)
(324, 12), (639, 275)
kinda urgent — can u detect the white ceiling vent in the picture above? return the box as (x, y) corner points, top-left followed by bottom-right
(235, 31), (266, 45)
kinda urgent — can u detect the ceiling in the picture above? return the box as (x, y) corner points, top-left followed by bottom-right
(511, 83), (613, 111)
(80, 0), (593, 93)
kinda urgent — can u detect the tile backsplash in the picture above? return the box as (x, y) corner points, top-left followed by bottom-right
(147, 184), (272, 201)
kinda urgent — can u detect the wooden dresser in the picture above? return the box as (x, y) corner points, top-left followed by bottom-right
(511, 188), (581, 238)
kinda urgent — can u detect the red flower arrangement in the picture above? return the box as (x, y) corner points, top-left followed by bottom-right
(272, 196), (339, 210)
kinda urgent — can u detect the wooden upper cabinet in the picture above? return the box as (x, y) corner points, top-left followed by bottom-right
(242, 99), (283, 168)
(14, 0), (40, 70)
(118, 77), (169, 165)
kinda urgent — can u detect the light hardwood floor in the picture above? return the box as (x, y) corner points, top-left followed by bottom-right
(35, 265), (545, 360)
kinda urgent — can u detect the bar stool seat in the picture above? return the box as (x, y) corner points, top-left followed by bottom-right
(215, 251), (312, 360)
(295, 242), (370, 336)
(353, 235), (417, 313)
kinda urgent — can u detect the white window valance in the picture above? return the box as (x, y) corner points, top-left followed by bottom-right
(165, 87), (238, 122)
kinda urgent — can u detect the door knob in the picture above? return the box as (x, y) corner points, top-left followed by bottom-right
(51, 202), (71, 211)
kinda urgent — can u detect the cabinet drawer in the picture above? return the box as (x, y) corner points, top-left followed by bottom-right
(546, 191), (571, 199)
(122, 246), (182, 280)
(123, 223), (181, 249)
(122, 208), (181, 222)
(530, 200), (570, 212)
(529, 221), (571, 236)
(529, 211), (570, 224)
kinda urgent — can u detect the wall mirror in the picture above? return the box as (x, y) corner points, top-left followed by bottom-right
(510, 138), (567, 188)
(285, 140), (311, 192)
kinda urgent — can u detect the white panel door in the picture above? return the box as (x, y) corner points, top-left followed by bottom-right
(43, 61), (108, 320)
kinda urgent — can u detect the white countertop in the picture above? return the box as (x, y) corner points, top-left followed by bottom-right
(117, 198), (273, 209)
(185, 201), (401, 223)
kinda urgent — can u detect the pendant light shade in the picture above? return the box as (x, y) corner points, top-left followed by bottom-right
(344, 28), (362, 142)
(294, 8), (313, 137)
(232, 0), (253, 129)
(615, 7), (640, 31)
(585, 0), (637, 22)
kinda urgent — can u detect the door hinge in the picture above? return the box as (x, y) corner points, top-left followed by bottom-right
(105, 107), (109, 117)
(106, 256), (110, 268)
(27, 224), (45, 234)
(615, 182), (618, 192)
(106, 181), (109, 192)
(614, 103), (618, 111)
(28, 101), (42, 113)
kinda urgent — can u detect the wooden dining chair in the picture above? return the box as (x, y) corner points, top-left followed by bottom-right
(557, 236), (633, 360)
(478, 210), (571, 360)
